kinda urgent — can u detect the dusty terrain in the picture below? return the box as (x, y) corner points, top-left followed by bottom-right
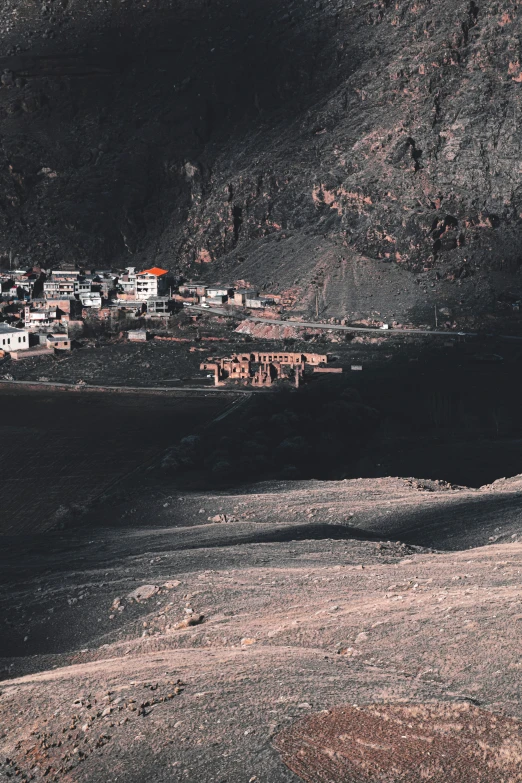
(3, 474), (522, 781)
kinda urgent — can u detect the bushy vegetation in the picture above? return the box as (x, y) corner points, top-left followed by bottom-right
(162, 379), (379, 483)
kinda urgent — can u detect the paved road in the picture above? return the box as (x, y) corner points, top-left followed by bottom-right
(0, 378), (254, 394)
(190, 305), (522, 341)
(190, 305), (472, 337)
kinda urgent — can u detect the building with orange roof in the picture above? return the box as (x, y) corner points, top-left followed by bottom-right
(136, 266), (171, 300)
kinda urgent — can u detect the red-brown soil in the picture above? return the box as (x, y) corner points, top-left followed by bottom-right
(275, 702), (522, 783)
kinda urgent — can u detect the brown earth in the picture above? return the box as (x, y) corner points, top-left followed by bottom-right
(3, 474), (522, 781)
(275, 702), (522, 783)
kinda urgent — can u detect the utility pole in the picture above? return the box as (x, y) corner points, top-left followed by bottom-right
(315, 288), (319, 319)
(434, 304), (438, 328)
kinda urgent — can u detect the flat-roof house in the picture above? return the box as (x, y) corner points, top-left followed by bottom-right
(245, 294), (271, 309)
(146, 296), (171, 315)
(0, 323), (29, 351)
(94, 274), (117, 299)
(79, 291), (102, 308)
(24, 305), (65, 329)
(10, 270), (36, 294)
(118, 267), (137, 297)
(30, 297), (82, 318)
(74, 277), (94, 295)
(128, 329), (149, 342)
(44, 278), (76, 298)
(179, 282), (207, 298)
(233, 289), (257, 306)
(50, 269), (81, 280)
(46, 333), (72, 351)
(207, 285), (232, 299)
(8, 284), (30, 300)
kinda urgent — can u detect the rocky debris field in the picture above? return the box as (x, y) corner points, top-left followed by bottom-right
(3, 474), (522, 781)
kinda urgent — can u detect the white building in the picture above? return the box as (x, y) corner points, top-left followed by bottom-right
(24, 307), (60, 329)
(136, 267), (169, 300)
(79, 291), (102, 308)
(245, 295), (267, 308)
(202, 294), (228, 305)
(0, 323), (29, 351)
(128, 329), (149, 342)
(207, 285), (232, 299)
(10, 270), (35, 295)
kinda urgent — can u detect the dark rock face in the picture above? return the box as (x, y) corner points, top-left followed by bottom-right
(1, 0), (522, 317)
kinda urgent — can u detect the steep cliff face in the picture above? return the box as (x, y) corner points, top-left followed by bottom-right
(1, 0), (522, 321)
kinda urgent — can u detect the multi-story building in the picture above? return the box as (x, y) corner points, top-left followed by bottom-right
(10, 270), (37, 296)
(118, 267), (137, 297)
(74, 277), (94, 296)
(44, 271), (79, 298)
(136, 267), (170, 300)
(24, 305), (64, 329)
(30, 297), (82, 318)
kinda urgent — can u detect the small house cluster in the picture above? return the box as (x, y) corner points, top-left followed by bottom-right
(0, 262), (280, 359)
(177, 282), (276, 309)
(0, 264), (179, 357)
(201, 351), (339, 388)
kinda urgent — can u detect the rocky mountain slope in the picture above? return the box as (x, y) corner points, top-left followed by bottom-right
(1, 0), (522, 322)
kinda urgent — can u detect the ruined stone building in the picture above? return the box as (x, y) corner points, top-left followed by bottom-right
(200, 352), (330, 387)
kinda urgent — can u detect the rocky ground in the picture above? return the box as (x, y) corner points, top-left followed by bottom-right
(3, 474), (522, 781)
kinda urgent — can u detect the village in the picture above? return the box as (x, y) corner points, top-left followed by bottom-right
(0, 264), (346, 388)
(0, 268), (259, 344)
(0, 262), (502, 392)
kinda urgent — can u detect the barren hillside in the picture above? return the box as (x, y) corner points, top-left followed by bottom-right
(1, 0), (522, 321)
(3, 475), (522, 781)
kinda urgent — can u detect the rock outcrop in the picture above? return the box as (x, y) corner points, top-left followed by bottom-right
(1, 0), (522, 320)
